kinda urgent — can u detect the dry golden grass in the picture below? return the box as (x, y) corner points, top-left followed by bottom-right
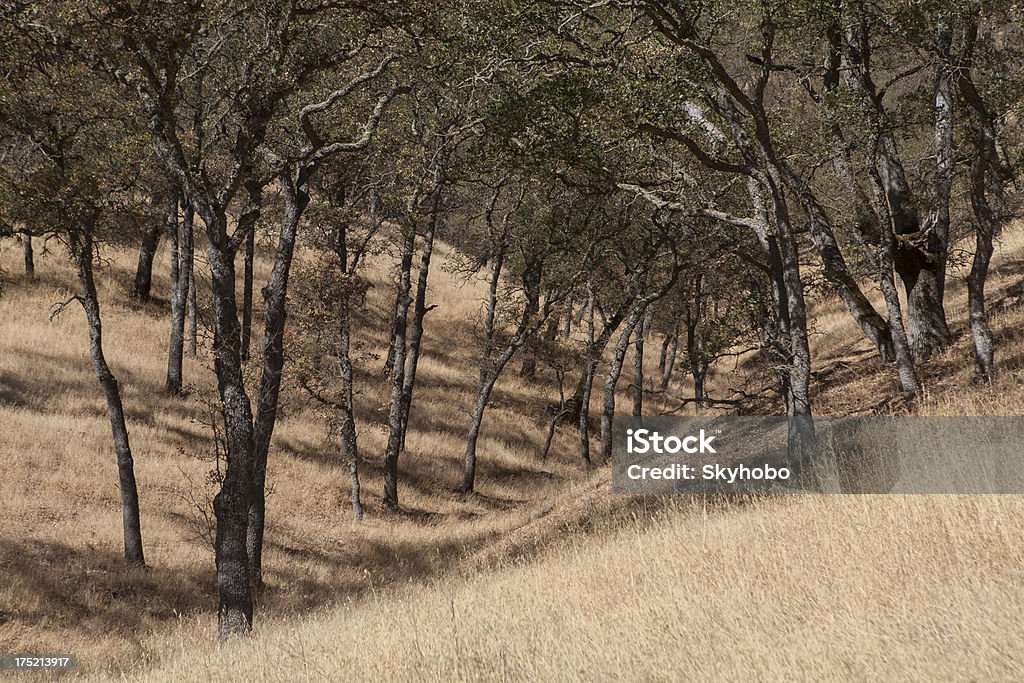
(2, 222), (1024, 681)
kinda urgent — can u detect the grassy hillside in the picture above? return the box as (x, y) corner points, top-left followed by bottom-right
(2, 224), (1024, 680)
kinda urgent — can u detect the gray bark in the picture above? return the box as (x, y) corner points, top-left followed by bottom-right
(166, 199), (193, 395)
(241, 228), (255, 362)
(248, 171), (306, 593)
(631, 307), (652, 416)
(659, 321), (679, 390)
(71, 230), (145, 567)
(599, 304), (647, 463)
(381, 220), (417, 510)
(397, 198), (439, 457)
(957, 29), (1008, 380)
(868, 173), (919, 397)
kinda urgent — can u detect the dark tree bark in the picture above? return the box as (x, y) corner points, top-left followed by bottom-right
(22, 232), (34, 278)
(131, 218), (162, 302)
(241, 228), (256, 362)
(186, 266), (198, 357)
(659, 321), (680, 391)
(683, 274), (709, 411)
(868, 174), (919, 397)
(462, 244), (505, 493)
(381, 220), (417, 510)
(599, 304), (647, 463)
(70, 229), (145, 567)
(248, 171), (307, 593)
(397, 197), (439, 455)
(577, 285), (597, 466)
(845, 17), (949, 360)
(957, 24), (1009, 380)
(166, 199), (193, 395)
(203, 212), (256, 637)
(517, 265), (543, 380)
(631, 307), (652, 416)
(561, 293), (573, 337)
(337, 292), (361, 520)
(168, 200), (180, 292)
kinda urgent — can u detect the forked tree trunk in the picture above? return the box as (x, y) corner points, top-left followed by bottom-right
(166, 201), (193, 395)
(600, 305), (646, 463)
(71, 231), (145, 567)
(869, 177), (919, 397)
(397, 203), (438, 454)
(846, 18), (950, 360)
(958, 51), (1007, 380)
(196, 204), (257, 638)
(248, 173), (307, 593)
(382, 221), (417, 510)
(779, 167), (894, 360)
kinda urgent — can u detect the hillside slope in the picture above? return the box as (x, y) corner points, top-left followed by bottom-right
(3, 223), (1024, 680)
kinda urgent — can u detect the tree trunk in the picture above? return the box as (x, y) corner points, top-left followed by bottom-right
(382, 221), (417, 511)
(578, 285), (596, 466)
(332, 212), (363, 521)
(131, 219), (162, 302)
(685, 273), (709, 412)
(71, 232), (145, 567)
(248, 172), (307, 593)
(338, 298), (361, 520)
(958, 47), (1007, 380)
(779, 166), (894, 360)
(197, 204), (256, 638)
(600, 305), (646, 463)
(166, 199), (192, 395)
(561, 293), (573, 337)
(187, 262), (198, 357)
(396, 200), (439, 456)
(241, 228), (256, 362)
(517, 267), (542, 380)
(461, 247), (504, 494)
(659, 322), (679, 390)
(168, 202), (180, 293)
(631, 307), (652, 416)
(22, 233), (34, 278)
(869, 177), (919, 397)
(462, 341), (524, 493)
(846, 18), (949, 360)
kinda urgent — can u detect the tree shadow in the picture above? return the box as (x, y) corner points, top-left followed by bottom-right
(0, 538), (213, 637)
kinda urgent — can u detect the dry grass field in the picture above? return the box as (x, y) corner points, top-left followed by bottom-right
(2, 225), (1024, 680)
